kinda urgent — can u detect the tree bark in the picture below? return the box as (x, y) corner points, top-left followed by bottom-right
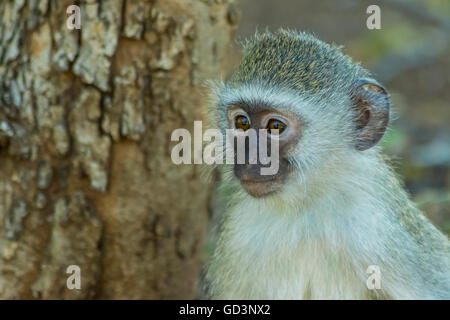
(0, 0), (237, 299)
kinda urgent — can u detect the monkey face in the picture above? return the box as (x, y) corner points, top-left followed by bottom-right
(214, 30), (392, 202)
(227, 104), (302, 198)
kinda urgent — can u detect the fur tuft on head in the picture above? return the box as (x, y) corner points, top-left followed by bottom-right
(229, 29), (370, 97)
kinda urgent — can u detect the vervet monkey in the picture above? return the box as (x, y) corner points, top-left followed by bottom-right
(205, 30), (450, 299)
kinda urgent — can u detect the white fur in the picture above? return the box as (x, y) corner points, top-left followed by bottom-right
(206, 83), (450, 300)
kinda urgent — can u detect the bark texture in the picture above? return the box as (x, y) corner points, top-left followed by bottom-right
(0, 0), (237, 299)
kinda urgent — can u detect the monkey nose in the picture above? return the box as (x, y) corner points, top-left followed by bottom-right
(238, 164), (276, 182)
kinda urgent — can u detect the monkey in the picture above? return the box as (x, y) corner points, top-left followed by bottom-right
(204, 30), (450, 300)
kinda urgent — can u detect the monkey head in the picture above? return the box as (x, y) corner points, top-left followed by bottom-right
(212, 30), (391, 200)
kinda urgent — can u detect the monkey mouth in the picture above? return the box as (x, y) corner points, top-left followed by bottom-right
(240, 179), (282, 198)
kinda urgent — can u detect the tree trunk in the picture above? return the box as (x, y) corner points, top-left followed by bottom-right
(0, 0), (237, 299)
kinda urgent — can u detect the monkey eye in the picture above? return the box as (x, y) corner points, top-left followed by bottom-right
(267, 119), (286, 135)
(235, 115), (250, 131)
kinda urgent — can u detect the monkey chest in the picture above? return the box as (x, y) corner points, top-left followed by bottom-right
(220, 221), (371, 299)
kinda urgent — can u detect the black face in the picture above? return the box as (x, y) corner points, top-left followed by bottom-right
(228, 104), (302, 198)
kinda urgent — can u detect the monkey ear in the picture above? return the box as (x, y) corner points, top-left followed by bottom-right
(351, 78), (390, 151)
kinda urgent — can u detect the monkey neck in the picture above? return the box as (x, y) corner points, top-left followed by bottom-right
(214, 154), (393, 299)
(227, 149), (406, 240)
